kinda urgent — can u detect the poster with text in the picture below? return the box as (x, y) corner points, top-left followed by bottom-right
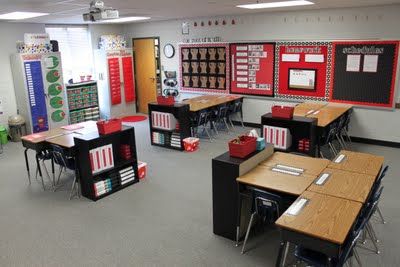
(330, 41), (399, 108)
(274, 42), (332, 101)
(230, 43), (275, 96)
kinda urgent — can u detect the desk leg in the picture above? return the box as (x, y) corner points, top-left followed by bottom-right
(51, 157), (55, 187)
(24, 148), (31, 184)
(327, 257), (333, 267)
(276, 241), (289, 267)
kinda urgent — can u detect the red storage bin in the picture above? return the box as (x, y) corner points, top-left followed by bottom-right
(138, 161), (147, 179)
(271, 105), (294, 119)
(183, 137), (199, 152)
(157, 96), (175, 105)
(228, 136), (257, 158)
(96, 119), (122, 135)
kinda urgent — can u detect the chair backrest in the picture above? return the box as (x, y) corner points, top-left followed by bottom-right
(253, 189), (283, 222)
(337, 114), (347, 131)
(338, 230), (362, 266)
(197, 111), (210, 127)
(343, 109), (353, 128)
(378, 165), (389, 182)
(325, 124), (338, 144)
(234, 101), (242, 113)
(51, 144), (75, 170)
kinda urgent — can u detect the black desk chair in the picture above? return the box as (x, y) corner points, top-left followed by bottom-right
(35, 150), (53, 190)
(192, 110), (213, 141)
(51, 144), (79, 199)
(211, 105), (230, 134)
(241, 189), (283, 254)
(341, 109), (353, 145)
(319, 122), (339, 159)
(229, 100), (244, 128)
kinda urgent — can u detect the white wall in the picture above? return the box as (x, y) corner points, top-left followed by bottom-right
(123, 4), (400, 143)
(0, 22), (45, 127)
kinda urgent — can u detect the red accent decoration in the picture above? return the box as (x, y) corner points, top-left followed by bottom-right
(121, 115), (147, 123)
(96, 119), (122, 135)
(183, 137), (200, 152)
(122, 56), (136, 102)
(89, 152), (94, 172)
(271, 106), (294, 119)
(107, 57), (121, 105)
(157, 96), (175, 105)
(138, 161), (147, 179)
(228, 136), (257, 158)
(230, 43), (275, 96)
(278, 44), (328, 98)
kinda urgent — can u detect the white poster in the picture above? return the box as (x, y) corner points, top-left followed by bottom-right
(282, 54), (300, 62)
(289, 69), (316, 90)
(305, 54), (325, 63)
(346, 55), (361, 72)
(363, 55), (379, 73)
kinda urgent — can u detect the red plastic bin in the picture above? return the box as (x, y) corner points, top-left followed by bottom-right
(157, 96), (175, 105)
(96, 118), (122, 135)
(228, 136), (257, 158)
(271, 105), (294, 119)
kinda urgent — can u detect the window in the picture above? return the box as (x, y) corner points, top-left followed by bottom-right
(45, 25), (93, 82)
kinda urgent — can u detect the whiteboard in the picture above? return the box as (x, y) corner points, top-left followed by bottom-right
(289, 69), (316, 91)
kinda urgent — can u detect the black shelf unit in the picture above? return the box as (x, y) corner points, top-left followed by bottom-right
(74, 127), (139, 201)
(261, 113), (318, 157)
(148, 102), (191, 151)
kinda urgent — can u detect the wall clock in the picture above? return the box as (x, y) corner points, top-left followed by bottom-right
(164, 43), (175, 58)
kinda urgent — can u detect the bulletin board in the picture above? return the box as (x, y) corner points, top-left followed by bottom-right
(230, 43), (275, 96)
(274, 42), (332, 101)
(179, 43), (230, 94)
(330, 41), (399, 108)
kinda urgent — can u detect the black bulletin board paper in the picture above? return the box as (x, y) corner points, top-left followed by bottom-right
(330, 41), (399, 108)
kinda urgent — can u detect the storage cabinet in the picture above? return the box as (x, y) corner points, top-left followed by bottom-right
(261, 113), (317, 157)
(148, 102), (191, 151)
(74, 127), (139, 201)
(66, 81), (100, 124)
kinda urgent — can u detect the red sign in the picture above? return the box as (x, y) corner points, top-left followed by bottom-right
(230, 43), (275, 96)
(108, 57), (121, 105)
(122, 56), (135, 102)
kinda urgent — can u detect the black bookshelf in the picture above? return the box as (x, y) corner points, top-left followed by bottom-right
(74, 127), (139, 201)
(261, 113), (318, 157)
(148, 102), (191, 151)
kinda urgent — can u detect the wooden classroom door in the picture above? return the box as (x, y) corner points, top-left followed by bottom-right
(133, 38), (157, 113)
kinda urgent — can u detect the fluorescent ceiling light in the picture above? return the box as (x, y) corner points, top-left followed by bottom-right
(0, 11), (49, 20)
(237, 0), (314, 9)
(101, 16), (151, 23)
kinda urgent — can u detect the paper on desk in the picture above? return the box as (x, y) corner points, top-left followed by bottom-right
(74, 127), (97, 135)
(312, 110), (320, 115)
(315, 173), (330, 185)
(286, 198), (308, 216)
(334, 154), (346, 163)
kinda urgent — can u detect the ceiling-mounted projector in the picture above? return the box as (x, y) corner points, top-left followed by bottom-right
(83, 0), (119, 22)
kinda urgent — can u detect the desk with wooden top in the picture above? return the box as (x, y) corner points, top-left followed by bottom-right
(275, 191), (362, 266)
(329, 150), (384, 177)
(259, 152), (330, 176)
(293, 102), (327, 117)
(306, 104), (353, 127)
(307, 168), (376, 203)
(182, 94), (243, 112)
(21, 121), (99, 179)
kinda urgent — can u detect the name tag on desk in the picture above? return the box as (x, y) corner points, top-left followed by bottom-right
(275, 164), (304, 173)
(334, 154), (346, 163)
(271, 167), (301, 176)
(312, 110), (320, 115)
(315, 173), (331, 185)
(306, 109), (315, 115)
(286, 198), (309, 216)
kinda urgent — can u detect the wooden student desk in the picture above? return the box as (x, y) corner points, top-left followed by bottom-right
(293, 102), (327, 117)
(21, 121), (99, 179)
(306, 104), (353, 127)
(259, 152), (330, 176)
(275, 191), (362, 266)
(237, 165), (317, 196)
(307, 168), (376, 203)
(328, 150), (384, 177)
(182, 94), (243, 112)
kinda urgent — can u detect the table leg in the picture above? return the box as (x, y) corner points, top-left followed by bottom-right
(276, 241), (289, 267)
(51, 157), (55, 187)
(35, 153), (42, 177)
(24, 148), (31, 184)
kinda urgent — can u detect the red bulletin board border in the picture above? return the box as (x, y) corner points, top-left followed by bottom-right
(229, 42), (275, 97)
(274, 41), (332, 102)
(329, 40), (399, 108)
(179, 43), (230, 94)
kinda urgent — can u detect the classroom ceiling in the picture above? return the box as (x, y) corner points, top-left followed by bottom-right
(0, 0), (400, 24)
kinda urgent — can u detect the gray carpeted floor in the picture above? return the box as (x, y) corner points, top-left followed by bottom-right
(0, 119), (399, 266)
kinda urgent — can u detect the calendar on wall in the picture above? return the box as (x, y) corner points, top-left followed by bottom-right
(179, 43), (230, 94)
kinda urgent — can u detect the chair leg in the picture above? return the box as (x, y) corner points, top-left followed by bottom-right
(344, 129), (352, 143)
(336, 133), (345, 149)
(367, 222), (379, 243)
(366, 224), (380, 254)
(376, 206), (386, 224)
(223, 118), (230, 131)
(212, 121), (219, 135)
(241, 212), (256, 254)
(353, 248), (362, 267)
(69, 175), (79, 200)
